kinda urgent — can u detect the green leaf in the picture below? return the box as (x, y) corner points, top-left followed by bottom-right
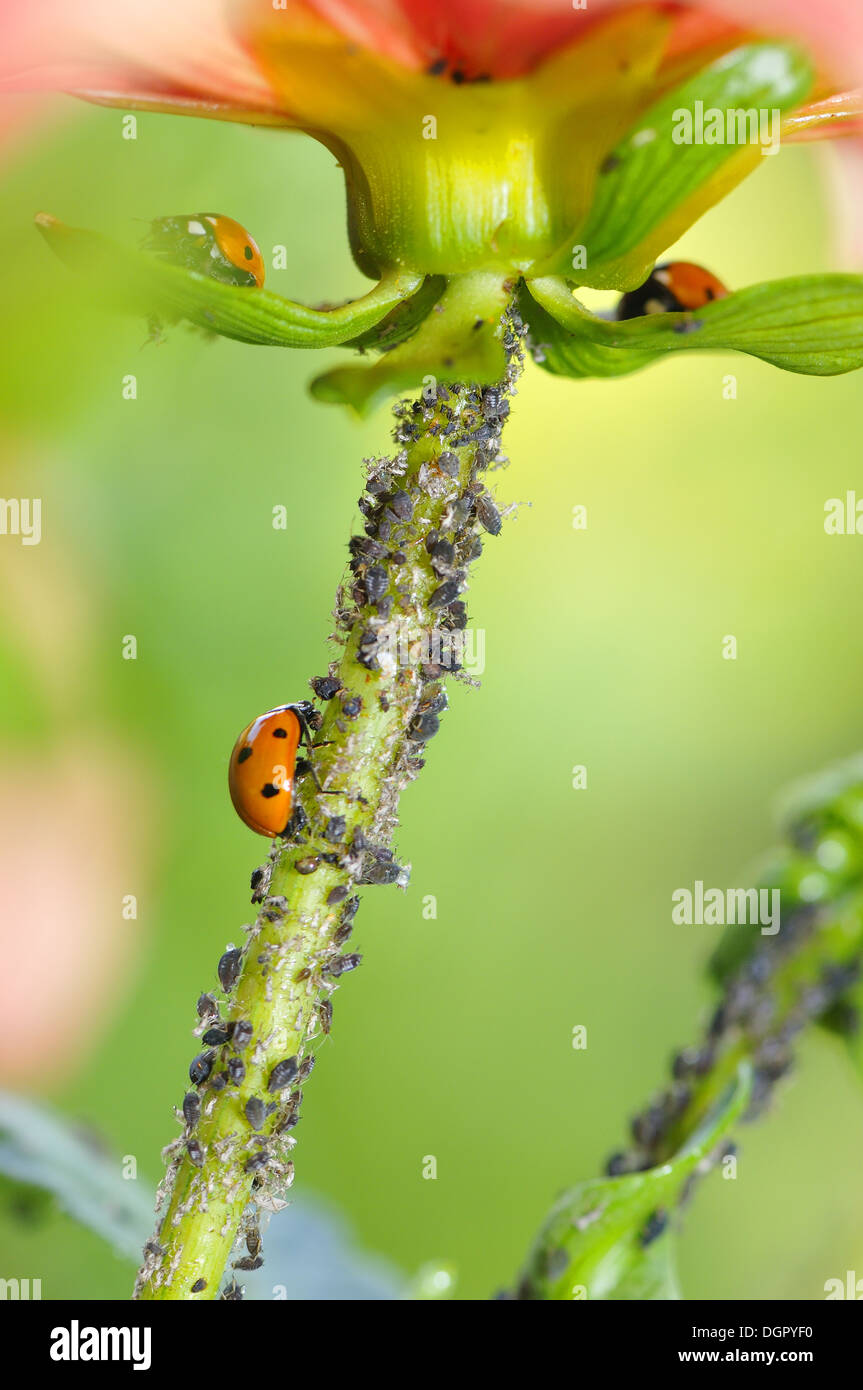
(0, 1091), (154, 1260)
(524, 274), (863, 379)
(345, 276), (447, 352)
(517, 1063), (751, 1300)
(35, 214), (424, 349)
(311, 271), (510, 415)
(566, 43), (812, 289)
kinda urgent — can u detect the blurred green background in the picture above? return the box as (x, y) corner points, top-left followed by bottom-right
(2, 101), (863, 1301)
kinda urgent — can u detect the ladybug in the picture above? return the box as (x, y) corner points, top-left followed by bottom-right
(144, 213), (265, 288)
(229, 702), (317, 837)
(616, 262), (728, 320)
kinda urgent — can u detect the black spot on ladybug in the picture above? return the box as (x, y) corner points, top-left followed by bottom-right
(244, 245), (253, 260)
(237, 746), (253, 764)
(426, 56), (447, 75)
(261, 783), (279, 799)
(273, 727), (287, 738)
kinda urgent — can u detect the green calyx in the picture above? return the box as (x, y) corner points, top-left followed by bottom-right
(37, 36), (863, 412)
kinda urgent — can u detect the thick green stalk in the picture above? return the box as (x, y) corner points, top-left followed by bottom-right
(134, 308), (525, 1300)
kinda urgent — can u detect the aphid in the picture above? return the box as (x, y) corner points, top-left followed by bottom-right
(639, 1209), (669, 1247)
(210, 1071), (229, 1092)
(182, 1092), (201, 1127)
(186, 1138), (205, 1168)
(190, 1278), (207, 1293)
(475, 492), (502, 536)
(228, 703), (318, 838)
(144, 213), (265, 288)
(233, 1255), (264, 1271)
(189, 1051), (216, 1086)
(429, 579), (460, 609)
(616, 261), (728, 319)
(327, 885), (349, 907)
(268, 1056), (299, 1092)
(218, 948), (243, 992)
(196, 993), (218, 1019)
(364, 565), (388, 604)
(221, 1278), (244, 1301)
(227, 1056), (246, 1085)
(202, 1024), (233, 1047)
(298, 1055), (316, 1082)
(408, 710), (440, 742)
(319, 999), (333, 1035)
(233, 1020), (253, 1049)
(244, 1150), (269, 1174)
(312, 675), (341, 701)
(245, 1097), (266, 1130)
(327, 952), (362, 977)
(246, 1228), (262, 1258)
(324, 816), (346, 844)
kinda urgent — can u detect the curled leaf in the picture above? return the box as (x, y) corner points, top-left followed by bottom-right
(553, 43), (812, 289)
(516, 1063), (751, 1300)
(524, 274), (863, 379)
(35, 214), (424, 349)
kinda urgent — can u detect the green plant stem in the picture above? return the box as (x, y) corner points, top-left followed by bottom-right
(134, 310), (525, 1300)
(513, 801), (863, 1299)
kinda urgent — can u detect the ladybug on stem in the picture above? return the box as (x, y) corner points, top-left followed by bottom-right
(616, 261), (728, 320)
(144, 213), (265, 289)
(229, 702), (322, 837)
